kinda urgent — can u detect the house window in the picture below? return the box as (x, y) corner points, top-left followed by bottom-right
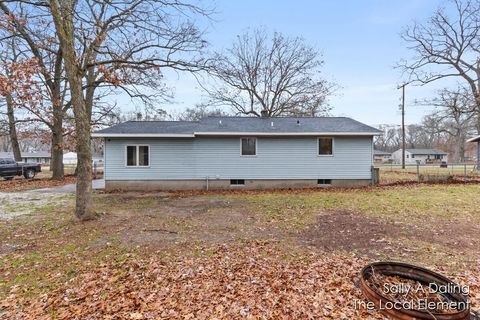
(318, 138), (333, 156)
(126, 146), (136, 166)
(411, 154), (415, 158)
(126, 145), (149, 167)
(139, 146), (149, 166)
(318, 179), (332, 185)
(230, 179), (245, 185)
(241, 138), (256, 156)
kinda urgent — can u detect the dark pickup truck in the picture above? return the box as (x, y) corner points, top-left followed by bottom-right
(0, 158), (42, 180)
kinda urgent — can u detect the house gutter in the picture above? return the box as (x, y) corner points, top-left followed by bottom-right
(194, 131), (382, 136)
(91, 133), (195, 138)
(92, 132), (382, 138)
(467, 135), (480, 142)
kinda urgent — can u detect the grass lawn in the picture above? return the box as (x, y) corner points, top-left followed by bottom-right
(1, 184), (480, 318)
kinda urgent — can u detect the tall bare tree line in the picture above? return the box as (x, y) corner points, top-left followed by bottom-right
(201, 28), (335, 117)
(375, 88), (477, 162)
(399, 0), (480, 134)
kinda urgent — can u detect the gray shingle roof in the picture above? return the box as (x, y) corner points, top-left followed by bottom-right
(406, 149), (448, 155)
(93, 117), (381, 136)
(0, 151), (51, 158)
(374, 150), (391, 156)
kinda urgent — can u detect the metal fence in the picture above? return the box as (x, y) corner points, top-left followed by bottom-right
(376, 163), (479, 183)
(41, 160), (104, 177)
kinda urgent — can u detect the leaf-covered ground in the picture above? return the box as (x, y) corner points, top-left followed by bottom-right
(0, 175), (76, 192)
(2, 183), (480, 319)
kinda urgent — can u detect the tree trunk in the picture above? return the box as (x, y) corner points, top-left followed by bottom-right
(451, 132), (465, 163)
(50, 0), (94, 221)
(50, 120), (64, 179)
(6, 94), (22, 162)
(477, 113), (480, 135)
(68, 78), (93, 220)
(50, 49), (65, 178)
(477, 141), (480, 170)
(73, 109), (93, 220)
(66, 72), (94, 220)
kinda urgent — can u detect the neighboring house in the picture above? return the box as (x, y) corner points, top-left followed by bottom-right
(63, 152), (77, 165)
(467, 135), (480, 168)
(63, 152), (104, 165)
(391, 149), (448, 165)
(93, 117), (381, 190)
(373, 150), (392, 163)
(0, 151), (51, 164)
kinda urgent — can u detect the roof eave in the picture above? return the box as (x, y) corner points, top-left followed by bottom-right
(193, 131), (381, 136)
(91, 133), (195, 138)
(467, 135), (480, 142)
(92, 131), (382, 138)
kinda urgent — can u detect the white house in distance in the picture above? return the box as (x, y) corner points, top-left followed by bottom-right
(63, 152), (104, 165)
(392, 148), (448, 165)
(0, 151), (51, 164)
(373, 150), (392, 163)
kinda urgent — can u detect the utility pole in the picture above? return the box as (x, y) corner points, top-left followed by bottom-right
(398, 84), (406, 169)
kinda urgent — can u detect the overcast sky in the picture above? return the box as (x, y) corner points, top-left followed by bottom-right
(122, 0), (461, 127)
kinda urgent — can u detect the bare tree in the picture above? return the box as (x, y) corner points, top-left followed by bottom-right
(0, 93), (22, 161)
(203, 29), (335, 117)
(117, 107), (171, 123)
(3, 95), (21, 161)
(374, 125), (401, 152)
(0, 2), (71, 178)
(374, 123), (445, 152)
(405, 124), (436, 148)
(177, 104), (228, 121)
(399, 0), (480, 131)
(420, 88), (476, 161)
(0, 38), (41, 162)
(46, 0), (212, 220)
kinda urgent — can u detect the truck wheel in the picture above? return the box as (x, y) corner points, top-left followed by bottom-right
(4, 177), (13, 181)
(24, 169), (36, 180)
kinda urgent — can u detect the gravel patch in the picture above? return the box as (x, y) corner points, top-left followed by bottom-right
(0, 191), (71, 220)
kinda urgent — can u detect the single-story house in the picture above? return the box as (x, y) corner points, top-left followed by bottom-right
(391, 148), (448, 165)
(63, 152), (78, 165)
(63, 152), (104, 165)
(373, 150), (392, 163)
(92, 116), (382, 190)
(0, 151), (51, 164)
(467, 135), (480, 168)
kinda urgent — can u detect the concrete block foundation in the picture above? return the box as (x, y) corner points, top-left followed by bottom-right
(105, 179), (372, 191)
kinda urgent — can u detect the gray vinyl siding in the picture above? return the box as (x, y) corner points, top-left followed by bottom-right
(104, 136), (373, 180)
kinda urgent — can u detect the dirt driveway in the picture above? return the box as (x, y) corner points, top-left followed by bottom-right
(0, 179), (103, 219)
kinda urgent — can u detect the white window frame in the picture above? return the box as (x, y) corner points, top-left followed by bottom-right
(125, 144), (150, 167)
(240, 137), (257, 157)
(317, 137), (334, 157)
